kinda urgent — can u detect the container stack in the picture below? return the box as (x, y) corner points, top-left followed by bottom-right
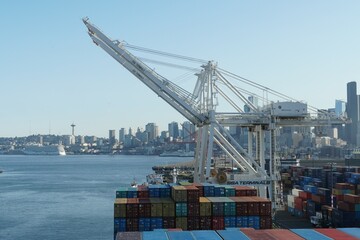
(113, 184), (272, 238)
(282, 165), (360, 227)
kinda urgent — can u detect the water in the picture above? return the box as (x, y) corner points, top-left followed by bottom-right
(0, 155), (187, 240)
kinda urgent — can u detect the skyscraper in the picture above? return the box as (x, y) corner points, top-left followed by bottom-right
(168, 121), (179, 139)
(119, 128), (126, 143)
(145, 123), (158, 142)
(109, 129), (116, 147)
(346, 82), (358, 145)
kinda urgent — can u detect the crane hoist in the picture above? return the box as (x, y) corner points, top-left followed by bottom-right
(82, 17), (348, 212)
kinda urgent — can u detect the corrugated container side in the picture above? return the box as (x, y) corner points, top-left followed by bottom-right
(338, 228), (360, 239)
(216, 229), (250, 240)
(290, 229), (333, 240)
(163, 217), (176, 229)
(114, 198), (127, 218)
(241, 228), (277, 239)
(188, 202), (200, 216)
(166, 231), (195, 240)
(116, 232), (142, 240)
(199, 216), (212, 230)
(316, 228), (359, 240)
(212, 216), (224, 230)
(172, 186), (187, 202)
(199, 197), (212, 217)
(261, 229), (305, 240)
(162, 198), (175, 217)
(150, 198), (163, 217)
(187, 216), (200, 230)
(190, 230), (222, 240)
(142, 230), (169, 240)
(175, 217), (188, 230)
(126, 218), (139, 231)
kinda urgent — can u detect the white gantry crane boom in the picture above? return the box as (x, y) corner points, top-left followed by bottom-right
(83, 18), (208, 127)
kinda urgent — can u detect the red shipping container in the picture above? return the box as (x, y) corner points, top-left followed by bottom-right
(260, 216), (272, 229)
(311, 194), (326, 204)
(137, 189), (149, 198)
(192, 183), (204, 197)
(260, 229), (304, 240)
(185, 185), (200, 202)
(138, 198), (151, 217)
(212, 216), (224, 230)
(299, 190), (311, 200)
(126, 198), (139, 218)
(187, 202), (200, 216)
(334, 194), (344, 202)
(316, 228), (359, 240)
(252, 196), (271, 216)
(247, 197), (260, 215)
(344, 194), (360, 204)
(294, 197), (303, 211)
(241, 228), (277, 240)
(199, 216), (212, 230)
(229, 197), (249, 216)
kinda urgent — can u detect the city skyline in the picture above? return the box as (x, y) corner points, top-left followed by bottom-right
(1, 1), (360, 138)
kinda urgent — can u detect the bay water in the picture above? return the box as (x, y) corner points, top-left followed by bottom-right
(0, 155), (186, 240)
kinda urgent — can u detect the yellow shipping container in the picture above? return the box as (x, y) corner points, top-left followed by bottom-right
(199, 197), (211, 217)
(150, 198), (163, 217)
(114, 198), (127, 218)
(175, 217), (188, 230)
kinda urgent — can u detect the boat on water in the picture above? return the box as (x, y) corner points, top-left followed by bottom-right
(22, 144), (66, 156)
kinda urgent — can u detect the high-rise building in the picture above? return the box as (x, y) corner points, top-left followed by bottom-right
(109, 130), (116, 147)
(168, 121), (179, 139)
(145, 123), (158, 142)
(345, 82), (358, 145)
(335, 100), (346, 117)
(119, 128), (126, 143)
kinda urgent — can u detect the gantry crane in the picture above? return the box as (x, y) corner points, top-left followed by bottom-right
(83, 18), (348, 211)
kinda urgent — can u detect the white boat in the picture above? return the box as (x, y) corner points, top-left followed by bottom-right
(22, 144), (66, 156)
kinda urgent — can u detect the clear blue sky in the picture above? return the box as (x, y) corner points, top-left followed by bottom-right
(1, 1), (359, 138)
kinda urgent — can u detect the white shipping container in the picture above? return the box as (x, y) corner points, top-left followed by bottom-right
(292, 189), (303, 197)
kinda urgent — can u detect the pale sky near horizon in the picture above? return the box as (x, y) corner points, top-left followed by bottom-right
(1, 1), (359, 138)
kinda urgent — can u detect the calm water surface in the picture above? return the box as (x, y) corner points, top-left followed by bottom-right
(0, 155), (186, 240)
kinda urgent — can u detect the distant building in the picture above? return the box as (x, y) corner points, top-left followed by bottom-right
(345, 82), (359, 146)
(109, 130), (116, 147)
(119, 128), (126, 143)
(145, 123), (158, 142)
(335, 99), (346, 117)
(168, 121), (179, 139)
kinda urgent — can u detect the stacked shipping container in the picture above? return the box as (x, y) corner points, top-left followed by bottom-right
(114, 183), (271, 238)
(282, 165), (360, 227)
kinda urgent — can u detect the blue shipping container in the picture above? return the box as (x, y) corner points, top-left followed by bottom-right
(167, 231), (195, 240)
(143, 231), (169, 240)
(216, 230), (250, 240)
(190, 230), (222, 240)
(290, 229), (333, 240)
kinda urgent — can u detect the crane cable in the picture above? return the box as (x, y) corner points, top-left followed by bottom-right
(124, 43), (208, 64)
